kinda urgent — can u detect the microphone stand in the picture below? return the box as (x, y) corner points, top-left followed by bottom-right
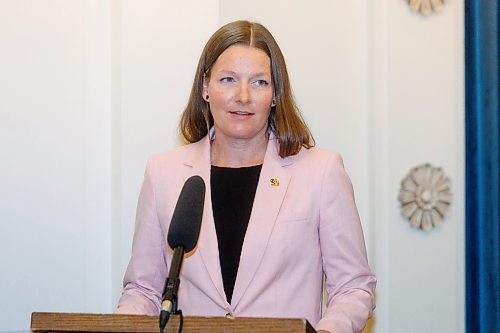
(159, 246), (185, 333)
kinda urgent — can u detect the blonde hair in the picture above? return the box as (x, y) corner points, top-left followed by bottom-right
(180, 20), (314, 157)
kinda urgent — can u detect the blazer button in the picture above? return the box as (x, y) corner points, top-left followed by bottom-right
(225, 312), (235, 320)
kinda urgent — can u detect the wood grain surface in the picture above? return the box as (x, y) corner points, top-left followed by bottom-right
(30, 312), (316, 332)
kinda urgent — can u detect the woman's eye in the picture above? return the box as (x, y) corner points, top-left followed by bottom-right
(254, 79), (269, 87)
(220, 77), (235, 83)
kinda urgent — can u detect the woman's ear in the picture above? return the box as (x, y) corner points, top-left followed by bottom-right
(202, 75), (209, 101)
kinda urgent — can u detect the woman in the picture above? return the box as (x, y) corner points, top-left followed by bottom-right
(116, 20), (376, 333)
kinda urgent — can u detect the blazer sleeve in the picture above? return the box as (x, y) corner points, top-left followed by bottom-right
(315, 153), (377, 333)
(115, 157), (168, 315)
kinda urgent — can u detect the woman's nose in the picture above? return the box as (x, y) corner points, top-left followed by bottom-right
(236, 83), (250, 103)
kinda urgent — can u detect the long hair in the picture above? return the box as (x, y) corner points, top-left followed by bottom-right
(179, 20), (314, 158)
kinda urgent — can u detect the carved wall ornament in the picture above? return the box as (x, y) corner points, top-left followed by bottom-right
(407, 0), (444, 16)
(398, 163), (452, 231)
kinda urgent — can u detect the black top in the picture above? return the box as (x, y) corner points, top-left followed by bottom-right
(210, 164), (262, 303)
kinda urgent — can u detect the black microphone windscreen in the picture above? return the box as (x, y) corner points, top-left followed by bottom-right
(167, 175), (205, 252)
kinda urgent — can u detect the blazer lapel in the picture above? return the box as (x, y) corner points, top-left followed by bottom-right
(230, 137), (294, 308)
(183, 137), (228, 306)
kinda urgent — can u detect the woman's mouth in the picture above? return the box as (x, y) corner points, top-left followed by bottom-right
(229, 111), (254, 116)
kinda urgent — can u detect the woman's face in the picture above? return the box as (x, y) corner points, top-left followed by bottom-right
(203, 44), (274, 143)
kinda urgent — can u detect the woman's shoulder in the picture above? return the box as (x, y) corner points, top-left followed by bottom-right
(295, 146), (344, 166)
(146, 140), (205, 169)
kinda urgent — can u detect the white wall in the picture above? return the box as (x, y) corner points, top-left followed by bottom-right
(0, 1), (111, 330)
(0, 1), (464, 332)
(369, 1), (464, 332)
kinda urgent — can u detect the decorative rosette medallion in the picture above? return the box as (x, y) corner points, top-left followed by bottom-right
(407, 0), (444, 16)
(398, 163), (452, 231)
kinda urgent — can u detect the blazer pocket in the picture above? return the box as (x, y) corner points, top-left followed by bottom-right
(276, 213), (308, 224)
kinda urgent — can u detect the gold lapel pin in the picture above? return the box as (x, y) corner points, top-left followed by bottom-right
(270, 178), (280, 186)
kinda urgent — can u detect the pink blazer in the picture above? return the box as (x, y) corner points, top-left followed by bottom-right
(116, 135), (376, 333)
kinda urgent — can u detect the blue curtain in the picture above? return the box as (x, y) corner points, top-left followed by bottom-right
(465, 1), (500, 332)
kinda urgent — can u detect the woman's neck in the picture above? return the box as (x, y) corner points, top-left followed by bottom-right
(210, 135), (267, 167)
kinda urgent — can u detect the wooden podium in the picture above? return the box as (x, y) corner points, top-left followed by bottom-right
(30, 312), (316, 332)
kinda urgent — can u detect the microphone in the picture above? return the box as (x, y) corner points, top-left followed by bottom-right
(159, 175), (205, 333)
